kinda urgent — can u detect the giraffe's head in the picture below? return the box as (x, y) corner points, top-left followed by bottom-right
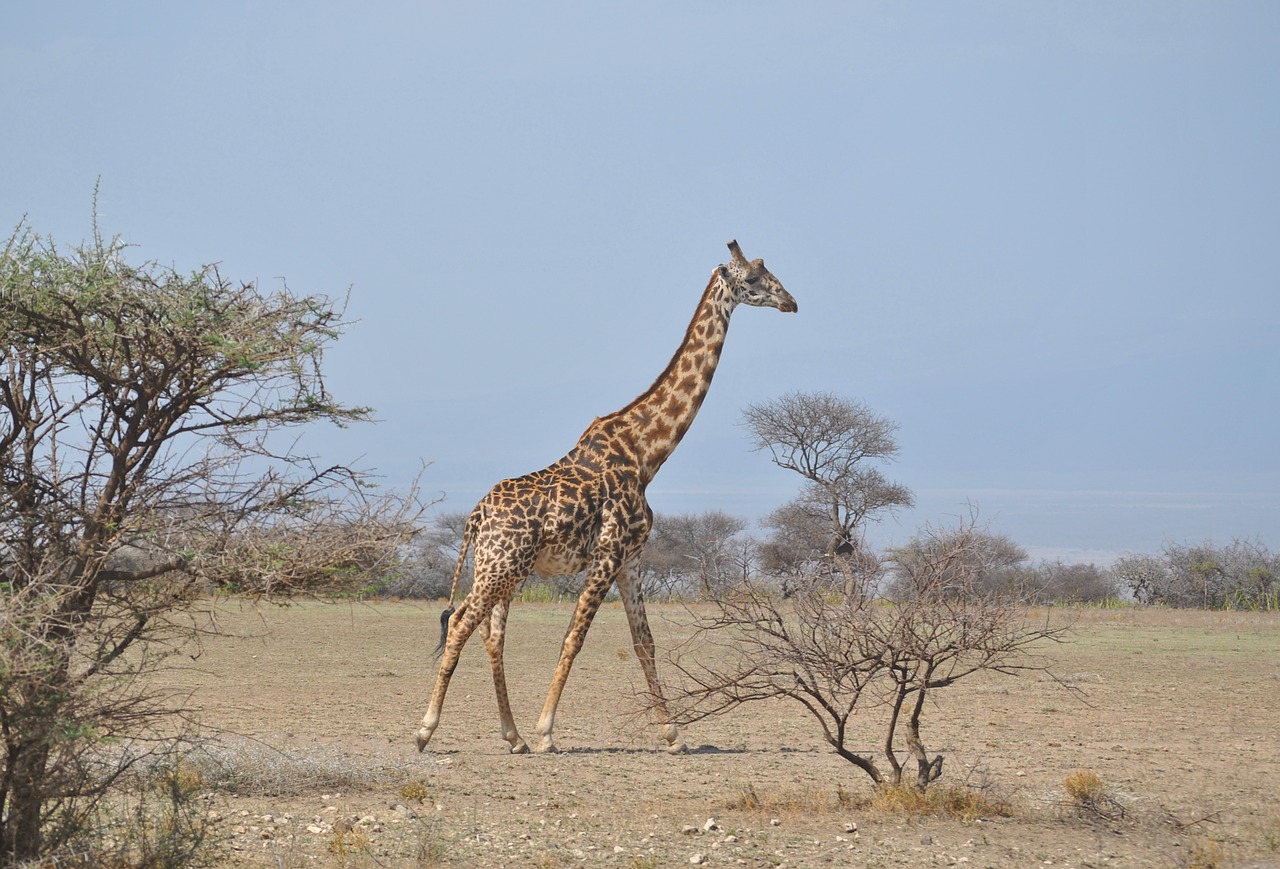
(719, 240), (798, 313)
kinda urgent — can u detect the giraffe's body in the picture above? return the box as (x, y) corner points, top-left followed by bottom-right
(417, 241), (796, 754)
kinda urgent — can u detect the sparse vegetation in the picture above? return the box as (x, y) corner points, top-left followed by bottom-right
(93, 601), (1276, 867)
(1182, 835), (1228, 869)
(53, 755), (218, 868)
(1112, 539), (1279, 609)
(663, 514), (1072, 789)
(515, 579), (572, 604)
(721, 783), (843, 815)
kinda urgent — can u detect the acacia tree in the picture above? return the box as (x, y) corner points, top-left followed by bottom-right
(1026, 560), (1118, 604)
(743, 391), (912, 595)
(885, 524), (1027, 601)
(637, 511), (748, 599)
(0, 219), (421, 861)
(662, 516), (1069, 790)
(755, 500), (827, 580)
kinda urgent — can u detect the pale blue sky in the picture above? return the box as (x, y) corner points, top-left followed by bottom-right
(4, 2), (1277, 563)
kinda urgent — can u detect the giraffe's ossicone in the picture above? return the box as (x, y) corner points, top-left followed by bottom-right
(417, 240), (796, 755)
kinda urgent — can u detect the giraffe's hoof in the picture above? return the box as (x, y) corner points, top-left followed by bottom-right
(534, 739), (559, 754)
(509, 741), (530, 755)
(415, 729), (431, 753)
(667, 741), (689, 755)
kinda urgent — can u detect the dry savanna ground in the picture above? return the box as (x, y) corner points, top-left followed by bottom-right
(150, 600), (1280, 868)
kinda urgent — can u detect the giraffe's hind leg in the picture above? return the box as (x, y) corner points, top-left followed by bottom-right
(617, 561), (687, 753)
(417, 598), (485, 751)
(479, 596), (530, 753)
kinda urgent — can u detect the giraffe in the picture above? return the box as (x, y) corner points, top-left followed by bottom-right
(416, 240), (796, 755)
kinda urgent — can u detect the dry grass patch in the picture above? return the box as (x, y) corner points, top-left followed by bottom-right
(720, 782), (850, 814)
(856, 783), (1016, 822)
(721, 781), (1012, 823)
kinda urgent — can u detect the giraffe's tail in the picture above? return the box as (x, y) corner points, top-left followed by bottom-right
(435, 508), (478, 655)
(435, 606), (455, 657)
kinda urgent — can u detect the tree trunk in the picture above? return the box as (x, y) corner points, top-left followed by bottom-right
(832, 743), (884, 785)
(906, 679), (944, 790)
(3, 737), (52, 862)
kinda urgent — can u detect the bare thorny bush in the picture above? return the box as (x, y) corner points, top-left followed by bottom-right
(660, 516), (1073, 791)
(0, 215), (428, 863)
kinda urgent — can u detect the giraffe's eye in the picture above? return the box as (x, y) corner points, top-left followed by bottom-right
(746, 275), (761, 285)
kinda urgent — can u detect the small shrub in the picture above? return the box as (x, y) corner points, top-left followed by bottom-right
(400, 779), (430, 803)
(1263, 817), (1280, 852)
(1063, 768), (1125, 820)
(1064, 769), (1105, 803)
(1183, 836), (1227, 869)
(327, 822), (372, 865)
(164, 758), (206, 797)
(410, 816), (453, 867)
(725, 783), (762, 811)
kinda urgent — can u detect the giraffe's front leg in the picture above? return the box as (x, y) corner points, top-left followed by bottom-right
(533, 572), (615, 753)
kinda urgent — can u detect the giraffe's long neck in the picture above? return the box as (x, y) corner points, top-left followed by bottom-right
(590, 274), (737, 484)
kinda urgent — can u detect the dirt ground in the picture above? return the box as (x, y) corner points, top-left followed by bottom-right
(154, 600), (1280, 867)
